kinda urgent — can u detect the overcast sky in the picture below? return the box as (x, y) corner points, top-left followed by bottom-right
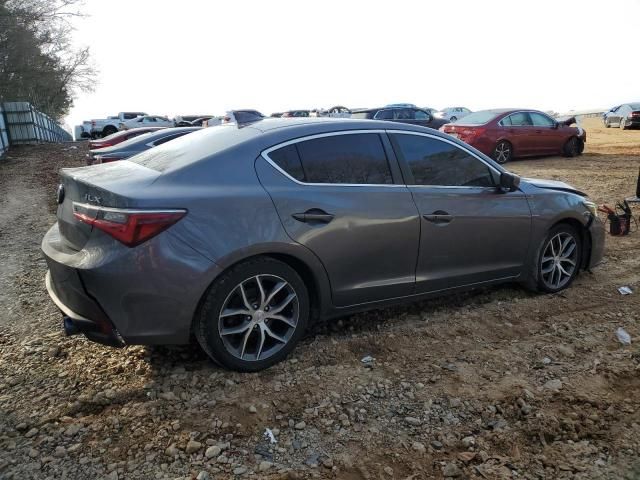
(67, 0), (639, 127)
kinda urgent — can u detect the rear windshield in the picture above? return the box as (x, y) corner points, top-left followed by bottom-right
(457, 111), (500, 125)
(629, 103), (640, 110)
(129, 125), (258, 172)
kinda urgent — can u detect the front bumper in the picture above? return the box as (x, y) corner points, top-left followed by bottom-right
(587, 215), (605, 269)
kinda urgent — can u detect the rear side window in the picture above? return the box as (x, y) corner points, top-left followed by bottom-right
(268, 133), (393, 185)
(390, 133), (494, 187)
(269, 144), (305, 181)
(504, 112), (532, 126)
(373, 110), (393, 120)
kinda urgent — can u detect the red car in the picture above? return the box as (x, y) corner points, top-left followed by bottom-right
(88, 127), (166, 149)
(442, 109), (586, 164)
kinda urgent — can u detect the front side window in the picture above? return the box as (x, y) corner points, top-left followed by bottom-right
(268, 133), (393, 185)
(530, 112), (555, 127)
(390, 133), (494, 187)
(394, 109), (412, 120)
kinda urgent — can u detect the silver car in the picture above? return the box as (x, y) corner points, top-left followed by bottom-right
(43, 118), (605, 371)
(603, 103), (640, 129)
(435, 107), (472, 122)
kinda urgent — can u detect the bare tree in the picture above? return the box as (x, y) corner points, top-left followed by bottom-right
(0, 0), (97, 119)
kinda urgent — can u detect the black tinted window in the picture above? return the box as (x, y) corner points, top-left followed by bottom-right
(271, 133), (393, 184)
(152, 132), (188, 146)
(269, 144), (305, 181)
(374, 109), (393, 120)
(391, 134), (494, 187)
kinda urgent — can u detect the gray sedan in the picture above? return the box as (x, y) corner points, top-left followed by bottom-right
(43, 118), (605, 371)
(87, 127), (200, 164)
(603, 103), (640, 129)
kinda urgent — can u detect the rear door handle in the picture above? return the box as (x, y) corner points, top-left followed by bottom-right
(423, 211), (453, 224)
(292, 210), (334, 224)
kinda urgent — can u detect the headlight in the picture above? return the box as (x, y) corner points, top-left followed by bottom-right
(583, 200), (597, 217)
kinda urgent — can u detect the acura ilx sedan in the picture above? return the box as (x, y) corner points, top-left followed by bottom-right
(43, 118), (605, 371)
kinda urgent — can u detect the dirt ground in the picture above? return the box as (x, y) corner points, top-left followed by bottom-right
(0, 118), (639, 480)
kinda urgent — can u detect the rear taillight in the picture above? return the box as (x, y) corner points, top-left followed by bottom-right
(460, 127), (486, 141)
(91, 120), (96, 126)
(73, 203), (186, 247)
(222, 116), (231, 123)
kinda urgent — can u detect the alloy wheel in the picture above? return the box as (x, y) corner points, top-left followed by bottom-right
(494, 142), (511, 164)
(218, 275), (299, 361)
(540, 232), (578, 290)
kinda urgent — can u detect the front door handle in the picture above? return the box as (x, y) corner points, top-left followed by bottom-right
(292, 209), (334, 224)
(423, 211), (453, 224)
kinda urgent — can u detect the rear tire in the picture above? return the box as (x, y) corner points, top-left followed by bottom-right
(563, 137), (581, 157)
(492, 140), (513, 164)
(533, 224), (581, 293)
(102, 125), (117, 137)
(194, 257), (309, 372)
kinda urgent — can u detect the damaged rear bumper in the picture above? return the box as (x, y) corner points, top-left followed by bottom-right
(45, 270), (125, 347)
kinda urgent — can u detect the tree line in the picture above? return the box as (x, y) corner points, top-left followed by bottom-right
(0, 0), (96, 120)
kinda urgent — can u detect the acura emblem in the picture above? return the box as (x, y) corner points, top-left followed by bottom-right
(56, 184), (65, 204)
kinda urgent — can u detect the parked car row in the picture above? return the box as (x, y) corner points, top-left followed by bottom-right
(86, 127), (199, 165)
(79, 112), (215, 139)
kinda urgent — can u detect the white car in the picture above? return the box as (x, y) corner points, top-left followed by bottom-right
(206, 110), (265, 126)
(435, 107), (472, 123)
(90, 111), (147, 138)
(119, 115), (175, 130)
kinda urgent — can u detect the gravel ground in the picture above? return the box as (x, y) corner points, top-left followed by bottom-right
(1, 119), (639, 480)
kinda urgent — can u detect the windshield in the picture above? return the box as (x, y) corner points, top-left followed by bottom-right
(456, 111), (500, 125)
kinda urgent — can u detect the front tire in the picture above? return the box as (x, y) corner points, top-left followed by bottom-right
(563, 137), (582, 157)
(535, 224), (581, 293)
(620, 118), (627, 130)
(492, 140), (513, 164)
(195, 257), (309, 372)
(450, 116), (457, 122)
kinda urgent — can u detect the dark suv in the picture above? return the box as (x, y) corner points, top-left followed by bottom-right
(351, 106), (447, 130)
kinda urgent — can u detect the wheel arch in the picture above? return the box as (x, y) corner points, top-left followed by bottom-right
(549, 217), (592, 270)
(494, 138), (514, 160)
(192, 245), (332, 331)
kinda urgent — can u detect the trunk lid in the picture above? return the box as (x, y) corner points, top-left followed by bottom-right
(56, 162), (161, 250)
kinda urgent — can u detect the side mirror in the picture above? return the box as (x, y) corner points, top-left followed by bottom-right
(499, 172), (520, 192)
(551, 121), (559, 129)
